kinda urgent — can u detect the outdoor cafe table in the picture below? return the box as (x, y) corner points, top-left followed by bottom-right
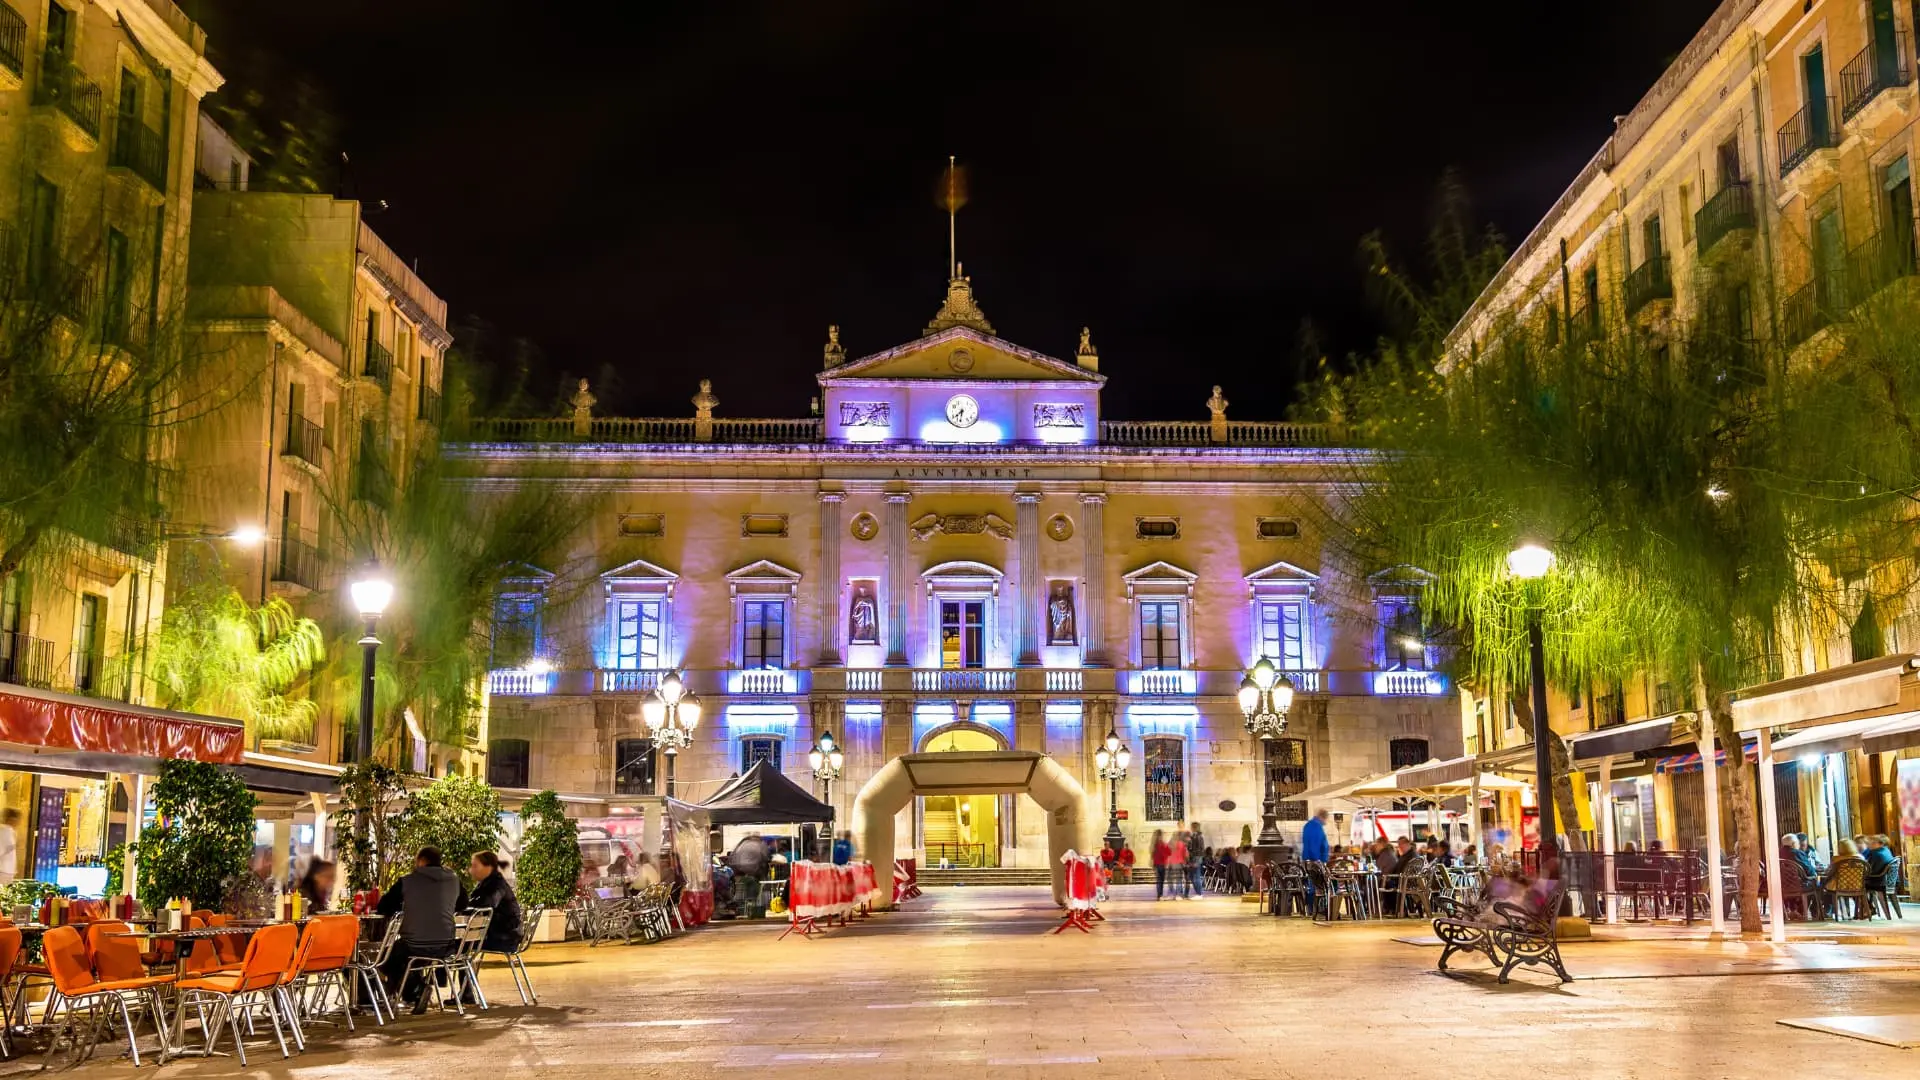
(1328, 866), (1382, 919)
(108, 926), (257, 1064)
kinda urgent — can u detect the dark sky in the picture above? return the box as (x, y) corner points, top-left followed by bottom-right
(194, 1), (1724, 421)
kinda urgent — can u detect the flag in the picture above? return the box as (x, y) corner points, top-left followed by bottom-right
(936, 160), (968, 214)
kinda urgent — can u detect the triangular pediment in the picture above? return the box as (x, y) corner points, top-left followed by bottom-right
(820, 326), (1104, 386)
(725, 559), (803, 584)
(600, 557), (679, 582)
(1245, 560), (1321, 585)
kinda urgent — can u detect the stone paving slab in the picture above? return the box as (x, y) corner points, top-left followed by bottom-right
(1778, 1014), (1920, 1048)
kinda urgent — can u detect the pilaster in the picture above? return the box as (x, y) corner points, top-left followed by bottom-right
(1014, 490), (1042, 666)
(883, 489), (911, 666)
(817, 489), (845, 666)
(1079, 492), (1109, 666)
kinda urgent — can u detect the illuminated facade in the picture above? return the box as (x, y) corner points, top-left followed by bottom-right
(457, 275), (1459, 866)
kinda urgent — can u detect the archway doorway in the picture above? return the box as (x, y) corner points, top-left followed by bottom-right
(919, 726), (1004, 867)
(851, 750), (1092, 908)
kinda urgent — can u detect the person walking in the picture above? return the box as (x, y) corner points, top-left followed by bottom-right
(1170, 831), (1192, 899)
(1150, 829), (1171, 900)
(1301, 809), (1330, 864)
(1188, 822), (1208, 896)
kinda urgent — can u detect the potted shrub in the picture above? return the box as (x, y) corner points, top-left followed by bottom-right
(131, 760), (257, 908)
(332, 762), (409, 894)
(515, 790), (581, 941)
(396, 772), (503, 888)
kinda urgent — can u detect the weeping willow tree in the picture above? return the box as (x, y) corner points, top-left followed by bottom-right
(320, 411), (586, 762)
(1307, 186), (1920, 935)
(142, 555), (326, 743)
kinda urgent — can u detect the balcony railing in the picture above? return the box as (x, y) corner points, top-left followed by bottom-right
(1623, 253), (1673, 318)
(1778, 97), (1838, 177)
(488, 668), (553, 696)
(458, 415), (1340, 448)
(1846, 225), (1918, 303)
(1782, 275), (1838, 349)
(1694, 181), (1755, 256)
(729, 668), (798, 695)
(32, 58), (102, 139)
(911, 668), (1016, 693)
(101, 302), (146, 356)
(1839, 31), (1911, 122)
(271, 537), (323, 591)
(1098, 420), (1335, 447)
(33, 254), (95, 327)
(418, 383), (441, 423)
(109, 115), (169, 191)
(0, 4), (25, 82)
(362, 339), (393, 390)
(1372, 669), (1447, 696)
(284, 414), (326, 467)
(1127, 669), (1196, 695)
(600, 668), (664, 693)
(0, 631), (54, 688)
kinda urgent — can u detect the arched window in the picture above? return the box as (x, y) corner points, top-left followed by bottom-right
(614, 738), (656, 795)
(1389, 737), (1429, 770)
(488, 738), (530, 788)
(1265, 738), (1308, 821)
(1143, 736), (1185, 822)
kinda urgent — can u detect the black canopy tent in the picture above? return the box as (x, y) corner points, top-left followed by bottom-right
(700, 759), (835, 824)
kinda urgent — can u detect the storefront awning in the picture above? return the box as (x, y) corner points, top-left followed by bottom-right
(1770, 711), (1920, 759)
(0, 685), (244, 764)
(1395, 755), (1478, 789)
(1731, 654), (1920, 733)
(1566, 715), (1685, 763)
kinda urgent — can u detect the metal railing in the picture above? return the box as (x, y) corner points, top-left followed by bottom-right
(911, 668), (1016, 693)
(1777, 97), (1838, 177)
(32, 58), (102, 139)
(362, 338), (393, 390)
(924, 842), (991, 869)
(600, 668), (664, 694)
(0, 631), (53, 688)
(0, 3), (25, 81)
(33, 254), (95, 326)
(418, 383), (441, 423)
(284, 414), (325, 467)
(1623, 252), (1673, 317)
(459, 414), (1340, 448)
(1840, 31), (1911, 122)
(101, 302), (146, 355)
(1694, 181), (1754, 255)
(1098, 420), (1336, 447)
(109, 115), (168, 191)
(271, 537), (322, 591)
(1782, 275), (1837, 348)
(1846, 225), (1918, 302)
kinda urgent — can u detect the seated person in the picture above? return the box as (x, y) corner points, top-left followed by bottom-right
(1863, 835), (1896, 891)
(378, 846), (469, 1013)
(1116, 846), (1136, 882)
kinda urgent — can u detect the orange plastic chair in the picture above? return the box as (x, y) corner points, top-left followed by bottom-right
(177, 922), (300, 1066)
(290, 916), (361, 1032)
(205, 914), (248, 965)
(0, 926), (20, 1058)
(41, 926), (172, 1067)
(86, 921), (148, 982)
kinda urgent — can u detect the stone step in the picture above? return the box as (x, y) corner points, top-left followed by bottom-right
(917, 868), (1053, 886)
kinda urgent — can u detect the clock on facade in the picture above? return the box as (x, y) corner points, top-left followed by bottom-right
(945, 394), (980, 429)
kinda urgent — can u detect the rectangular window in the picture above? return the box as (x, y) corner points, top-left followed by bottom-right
(1583, 265), (1600, 331)
(614, 738), (656, 795)
(1144, 736), (1185, 822)
(742, 599), (785, 668)
(487, 739), (530, 789)
(1641, 214), (1663, 264)
(1389, 738), (1430, 770)
(1265, 737), (1308, 815)
(45, 3), (71, 56)
(27, 177), (58, 286)
(939, 600), (985, 669)
(74, 592), (104, 692)
(741, 736), (783, 773)
(1380, 600), (1424, 670)
(490, 593), (540, 668)
(1139, 601), (1182, 669)
(1255, 600), (1304, 669)
(613, 599), (663, 670)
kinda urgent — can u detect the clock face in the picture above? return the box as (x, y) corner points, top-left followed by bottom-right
(945, 394), (980, 429)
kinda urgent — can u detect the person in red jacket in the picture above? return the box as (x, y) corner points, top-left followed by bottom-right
(1151, 829), (1172, 900)
(1169, 832), (1192, 899)
(1117, 844), (1136, 884)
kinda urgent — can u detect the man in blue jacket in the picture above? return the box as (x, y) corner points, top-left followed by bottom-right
(1301, 809), (1331, 863)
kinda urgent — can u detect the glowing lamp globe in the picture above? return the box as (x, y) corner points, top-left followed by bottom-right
(1507, 543), (1555, 580)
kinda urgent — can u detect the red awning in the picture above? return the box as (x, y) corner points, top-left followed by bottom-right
(0, 686), (244, 765)
(1654, 741), (1758, 774)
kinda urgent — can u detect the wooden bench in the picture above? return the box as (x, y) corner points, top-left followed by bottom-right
(1432, 889), (1573, 984)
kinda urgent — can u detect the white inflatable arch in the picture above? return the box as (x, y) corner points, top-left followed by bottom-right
(850, 750), (1093, 908)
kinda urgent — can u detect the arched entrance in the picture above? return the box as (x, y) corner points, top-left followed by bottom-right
(852, 750), (1092, 908)
(919, 723), (1006, 868)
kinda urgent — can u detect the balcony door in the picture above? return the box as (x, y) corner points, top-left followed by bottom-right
(1804, 45), (1830, 143)
(939, 600), (986, 669)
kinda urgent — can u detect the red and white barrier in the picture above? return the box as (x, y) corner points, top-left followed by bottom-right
(781, 860), (884, 939)
(1052, 850), (1107, 934)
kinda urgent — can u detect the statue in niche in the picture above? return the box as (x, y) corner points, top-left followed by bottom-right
(1047, 581), (1077, 645)
(848, 581), (879, 644)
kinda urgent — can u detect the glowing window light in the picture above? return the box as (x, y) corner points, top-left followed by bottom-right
(918, 419), (1004, 444)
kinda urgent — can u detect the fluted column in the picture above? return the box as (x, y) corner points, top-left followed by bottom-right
(816, 490), (844, 666)
(1080, 492), (1108, 666)
(1015, 491), (1042, 666)
(884, 490), (911, 666)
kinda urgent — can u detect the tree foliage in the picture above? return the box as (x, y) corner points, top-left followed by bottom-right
(143, 552), (326, 742)
(396, 772), (503, 890)
(333, 761), (409, 892)
(132, 761), (257, 907)
(514, 789), (582, 908)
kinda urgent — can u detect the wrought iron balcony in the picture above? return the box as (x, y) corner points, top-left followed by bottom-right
(31, 253), (95, 327)
(32, 57), (101, 140)
(0, 4), (25, 83)
(1846, 226), (1918, 303)
(0, 631), (53, 688)
(362, 338), (393, 389)
(1840, 31), (1911, 122)
(109, 115), (169, 192)
(100, 302), (146, 356)
(1782, 275), (1838, 349)
(1778, 97), (1838, 178)
(1623, 253), (1673, 318)
(271, 537), (323, 591)
(1694, 181), (1755, 256)
(284, 414), (326, 468)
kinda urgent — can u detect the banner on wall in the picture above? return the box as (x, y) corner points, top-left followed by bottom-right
(1898, 758), (1920, 838)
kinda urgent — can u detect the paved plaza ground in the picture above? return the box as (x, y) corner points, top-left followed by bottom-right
(28, 885), (1920, 1078)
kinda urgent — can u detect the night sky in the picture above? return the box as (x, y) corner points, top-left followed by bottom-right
(196, 1), (1724, 420)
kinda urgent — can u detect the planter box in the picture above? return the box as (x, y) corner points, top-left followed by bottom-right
(533, 907), (569, 943)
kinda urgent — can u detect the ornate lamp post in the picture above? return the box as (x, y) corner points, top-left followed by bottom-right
(1507, 542), (1557, 864)
(348, 566), (394, 764)
(641, 671), (702, 798)
(1239, 657), (1297, 845)
(809, 729), (845, 806)
(1093, 728), (1131, 855)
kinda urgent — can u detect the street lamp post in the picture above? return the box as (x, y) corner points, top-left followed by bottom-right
(641, 671), (702, 798)
(1507, 542), (1558, 864)
(1093, 728), (1131, 855)
(1238, 657), (1297, 846)
(348, 567), (393, 764)
(809, 729), (845, 807)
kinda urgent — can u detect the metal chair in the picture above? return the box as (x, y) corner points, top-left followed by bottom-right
(491, 905), (544, 1006)
(346, 917), (402, 1025)
(400, 909), (492, 1015)
(1825, 857), (1872, 920)
(176, 922), (302, 1067)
